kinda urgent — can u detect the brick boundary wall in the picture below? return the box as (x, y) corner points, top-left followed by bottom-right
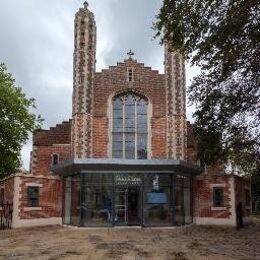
(11, 174), (62, 228)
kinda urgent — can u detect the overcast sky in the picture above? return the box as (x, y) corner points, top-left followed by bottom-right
(0, 0), (199, 170)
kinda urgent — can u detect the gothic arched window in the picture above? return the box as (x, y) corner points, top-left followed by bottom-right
(112, 93), (148, 159)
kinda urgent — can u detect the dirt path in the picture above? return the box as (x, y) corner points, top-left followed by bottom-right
(0, 224), (259, 260)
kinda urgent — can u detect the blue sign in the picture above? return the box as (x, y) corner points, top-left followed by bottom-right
(147, 192), (167, 204)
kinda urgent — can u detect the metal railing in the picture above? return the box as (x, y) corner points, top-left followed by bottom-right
(0, 201), (13, 229)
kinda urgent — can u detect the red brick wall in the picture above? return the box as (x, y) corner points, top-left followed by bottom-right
(19, 176), (62, 219)
(0, 177), (14, 203)
(31, 120), (72, 177)
(93, 60), (167, 159)
(187, 123), (234, 219)
(193, 174), (232, 219)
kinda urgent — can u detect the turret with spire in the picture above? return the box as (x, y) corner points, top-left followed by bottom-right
(165, 43), (187, 161)
(71, 2), (97, 159)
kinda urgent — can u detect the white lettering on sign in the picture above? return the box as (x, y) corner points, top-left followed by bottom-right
(115, 175), (142, 186)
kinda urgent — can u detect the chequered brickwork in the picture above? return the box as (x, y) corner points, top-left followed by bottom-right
(165, 45), (187, 160)
(71, 5), (96, 159)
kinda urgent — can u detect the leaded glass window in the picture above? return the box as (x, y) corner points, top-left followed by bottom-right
(27, 187), (39, 207)
(213, 187), (224, 207)
(112, 93), (148, 159)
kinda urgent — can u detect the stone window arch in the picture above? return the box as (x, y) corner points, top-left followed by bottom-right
(112, 92), (148, 159)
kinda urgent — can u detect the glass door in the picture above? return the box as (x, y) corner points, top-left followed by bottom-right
(114, 173), (142, 226)
(127, 187), (141, 226)
(114, 187), (128, 225)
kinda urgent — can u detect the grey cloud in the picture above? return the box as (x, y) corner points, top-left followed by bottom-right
(0, 0), (197, 169)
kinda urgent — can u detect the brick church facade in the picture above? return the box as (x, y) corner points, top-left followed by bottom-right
(0, 3), (252, 228)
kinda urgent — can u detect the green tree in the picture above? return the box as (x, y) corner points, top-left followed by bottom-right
(0, 63), (43, 178)
(155, 0), (260, 171)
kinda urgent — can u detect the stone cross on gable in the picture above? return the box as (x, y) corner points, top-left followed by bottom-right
(127, 50), (135, 60)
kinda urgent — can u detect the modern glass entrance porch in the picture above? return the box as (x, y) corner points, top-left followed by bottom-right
(63, 172), (193, 227)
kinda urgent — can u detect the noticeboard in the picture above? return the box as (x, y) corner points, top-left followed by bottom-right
(147, 192), (167, 204)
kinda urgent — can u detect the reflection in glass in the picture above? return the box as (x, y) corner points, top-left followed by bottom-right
(81, 174), (113, 227)
(63, 177), (71, 225)
(63, 173), (193, 227)
(143, 174), (172, 226)
(70, 176), (81, 226)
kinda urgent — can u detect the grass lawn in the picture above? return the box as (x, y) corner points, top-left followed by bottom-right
(0, 223), (259, 260)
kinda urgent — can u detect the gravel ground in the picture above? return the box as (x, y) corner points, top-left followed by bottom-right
(0, 222), (259, 260)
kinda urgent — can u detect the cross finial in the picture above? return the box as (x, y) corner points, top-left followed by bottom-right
(127, 50), (135, 60)
(83, 1), (89, 9)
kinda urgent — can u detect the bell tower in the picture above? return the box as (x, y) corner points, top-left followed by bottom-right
(71, 2), (96, 158)
(165, 44), (187, 160)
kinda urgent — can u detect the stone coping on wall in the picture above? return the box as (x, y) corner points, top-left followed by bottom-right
(51, 159), (203, 176)
(0, 173), (60, 183)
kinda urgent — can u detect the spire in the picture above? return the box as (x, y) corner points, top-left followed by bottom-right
(83, 1), (89, 9)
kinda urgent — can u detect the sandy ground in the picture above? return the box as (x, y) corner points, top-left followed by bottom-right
(0, 223), (260, 260)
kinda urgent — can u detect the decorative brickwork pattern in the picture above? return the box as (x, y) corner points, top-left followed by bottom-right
(165, 45), (187, 160)
(71, 5), (96, 158)
(93, 59), (167, 159)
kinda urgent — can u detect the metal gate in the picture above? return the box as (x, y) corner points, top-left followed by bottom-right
(0, 202), (13, 229)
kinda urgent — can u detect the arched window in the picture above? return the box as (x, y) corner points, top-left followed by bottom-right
(52, 154), (59, 165)
(112, 93), (148, 159)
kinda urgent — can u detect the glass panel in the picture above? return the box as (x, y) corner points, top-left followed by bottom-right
(137, 99), (147, 115)
(125, 95), (135, 105)
(125, 118), (135, 132)
(143, 174), (172, 226)
(113, 133), (123, 158)
(113, 98), (123, 109)
(113, 108), (123, 119)
(114, 187), (128, 225)
(113, 150), (123, 159)
(113, 133), (123, 142)
(27, 187), (39, 207)
(113, 118), (123, 132)
(70, 176), (81, 226)
(125, 133), (135, 159)
(81, 174), (113, 227)
(113, 141), (123, 151)
(84, 173), (113, 185)
(63, 177), (72, 225)
(184, 187), (192, 224)
(213, 187), (224, 207)
(114, 173), (142, 226)
(137, 134), (147, 159)
(81, 186), (113, 227)
(175, 176), (184, 225)
(137, 115), (147, 133)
